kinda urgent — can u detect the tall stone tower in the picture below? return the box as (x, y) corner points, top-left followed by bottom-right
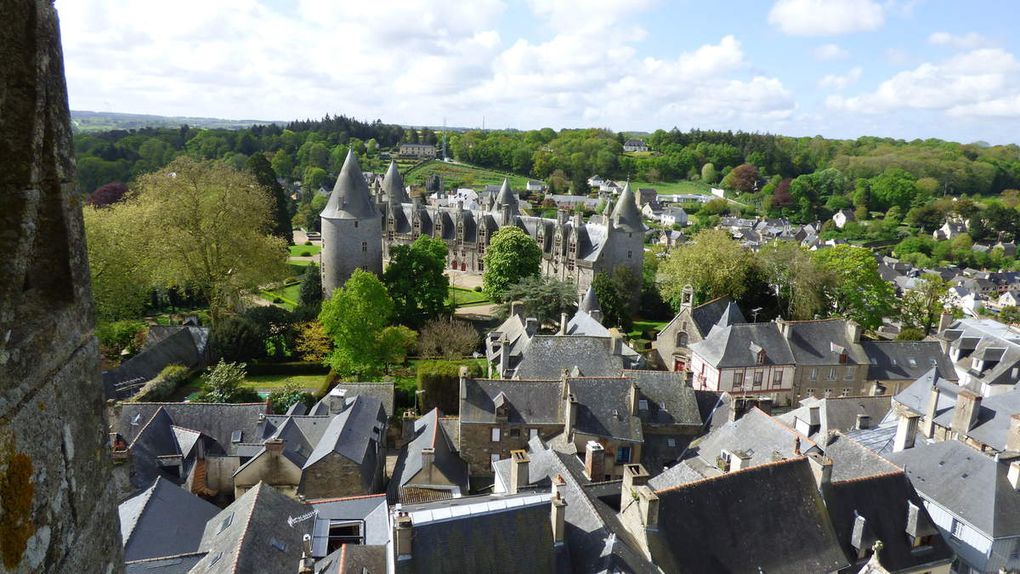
(1, 2), (124, 572)
(605, 183), (646, 303)
(320, 149), (382, 298)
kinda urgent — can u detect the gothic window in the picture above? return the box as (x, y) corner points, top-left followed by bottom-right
(361, 242), (367, 252)
(675, 332), (689, 347)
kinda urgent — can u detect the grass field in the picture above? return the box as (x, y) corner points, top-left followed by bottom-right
(289, 244), (321, 257)
(447, 286), (491, 307)
(405, 160), (530, 190)
(241, 373), (326, 392)
(260, 282), (302, 310)
(631, 179), (713, 196)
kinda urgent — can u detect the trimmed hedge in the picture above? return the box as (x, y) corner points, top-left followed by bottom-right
(133, 364), (189, 402)
(416, 360), (483, 415)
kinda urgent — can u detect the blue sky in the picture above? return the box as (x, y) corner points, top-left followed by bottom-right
(55, 0), (1020, 144)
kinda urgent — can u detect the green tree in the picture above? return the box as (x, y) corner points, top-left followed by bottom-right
(247, 153), (294, 244)
(658, 229), (753, 309)
(755, 241), (831, 320)
(701, 162), (717, 184)
(267, 383), (316, 414)
(303, 166), (327, 190)
(82, 203), (151, 321)
(319, 269), (416, 378)
(383, 236), (450, 328)
(500, 275), (578, 328)
(299, 263), (323, 311)
(132, 157), (288, 321)
(814, 245), (896, 330)
(870, 167), (918, 211)
(271, 149), (294, 180)
(483, 227), (542, 300)
(209, 316), (265, 363)
(899, 274), (949, 335)
(1000, 306), (1020, 325)
(193, 360), (261, 403)
(592, 268), (639, 330)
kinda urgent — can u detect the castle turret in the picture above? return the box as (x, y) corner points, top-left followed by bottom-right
(320, 149), (382, 298)
(610, 182), (644, 233)
(382, 160), (411, 205)
(492, 178), (519, 222)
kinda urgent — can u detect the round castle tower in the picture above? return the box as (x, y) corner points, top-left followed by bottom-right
(320, 149), (383, 297)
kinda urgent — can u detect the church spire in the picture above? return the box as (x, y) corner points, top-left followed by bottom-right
(382, 160), (410, 204)
(321, 149), (379, 219)
(492, 178), (519, 218)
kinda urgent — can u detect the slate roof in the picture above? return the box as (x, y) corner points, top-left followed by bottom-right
(942, 317), (1020, 387)
(394, 493), (572, 574)
(460, 378), (563, 425)
(124, 553), (205, 574)
(624, 370), (702, 427)
(821, 434), (901, 482)
(569, 378), (643, 442)
(308, 494), (390, 557)
(119, 477), (220, 562)
(784, 319), (868, 366)
(316, 544), (387, 574)
(691, 322), (795, 368)
(103, 326), (209, 391)
(382, 160), (411, 204)
(646, 458), (849, 573)
(513, 335), (625, 379)
(779, 396), (892, 441)
(309, 382), (395, 419)
(860, 341), (957, 381)
(824, 471), (952, 573)
(610, 183), (645, 233)
(387, 408), (469, 503)
(114, 402), (266, 457)
(321, 149), (379, 220)
(932, 387), (1020, 451)
(304, 396), (386, 489)
(192, 482), (312, 574)
(689, 296), (747, 336)
(892, 367), (960, 418)
(578, 285), (600, 314)
(887, 440), (1020, 538)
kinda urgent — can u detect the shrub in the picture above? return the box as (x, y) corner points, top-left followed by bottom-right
(295, 321), (331, 363)
(209, 316), (264, 363)
(267, 383), (315, 414)
(300, 250), (312, 257)
(418, 318), (480, 358)
(274, 297), (284, 304)
(304, 240), (312, 246)
(896, 327), (925, 341)
(133, 364), (189, 401)
(192, 360), (262, 403)
(473, 286), (482, 292)
(416, 360), (483, 415)
(96, 320), (147, 360)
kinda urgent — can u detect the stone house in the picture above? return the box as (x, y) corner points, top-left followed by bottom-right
(833, 208), (855, 229)
(660, 206), (688, 227)
(623, 139), (648, 152)
(782, 318), (869, 400)
(689, 322), (797, 406)
(387, 408), (469, 504)
(398, 143), (436, 158)
(653, 287), (747, 372)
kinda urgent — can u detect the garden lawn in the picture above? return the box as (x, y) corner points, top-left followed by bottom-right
(260, 281), (302, 310)
(289, 244), (321, 257)
(405, 160), (530, 190)
(447, 286), (490, 307)
(631, 180), (713, 196)
(241, 373), (325, 392)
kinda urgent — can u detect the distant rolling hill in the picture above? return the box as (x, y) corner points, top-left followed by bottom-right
(70, 110), (285, 132)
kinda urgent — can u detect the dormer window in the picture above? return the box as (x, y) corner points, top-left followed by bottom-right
(756, 350), (766, 365)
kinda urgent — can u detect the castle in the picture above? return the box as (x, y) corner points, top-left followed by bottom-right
(321, 150), (645, 297)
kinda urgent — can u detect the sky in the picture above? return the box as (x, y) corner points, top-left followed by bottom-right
(55, 0), (1020, 144)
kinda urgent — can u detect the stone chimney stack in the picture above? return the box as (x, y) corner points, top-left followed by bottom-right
(509, 450), (530, 494)
(394, 512), (413, 559)
(551, 492), (567, 545)
(559, 313), (569, 335)
(298, 534), (314, 574)
(564, 393), (578, 438)
(855, 413), (871, 430)
(893, 412), (919, 452)
(1009, 461), (1020, 491)
(807, 452), (833, 491)
(951, 390), (982, 436)
(636, 485), (660, 530)
(778, 319), (792, 339)
(510, 301), (524, 317)
(590, 308), (604, 324)
(265, 438), (284, 457)
(551, 473), (567, 499)
(923, 384), (941, 438)
(730, 450), (751, 472)
(421, 447), (435, 482)
(401, 410), (417, 446)
(622, 463), (650, 505)
(846, 320), (863, 343)
(584, 441), (606, 481)
(937, 313), (954, 334)
(498, 333), (510, 379)
(629, 382), (641, 416)
(1008, 414), (1020, 453)
(525, 317), (539, 337)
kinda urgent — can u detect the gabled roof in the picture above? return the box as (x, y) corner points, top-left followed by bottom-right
(382, 160), (411, 204)
(932, 387), (1020, 451)
(625, 370), (703, 427)
(192, 482), (312, 574)
(103, 326), (208, 390)
(610, 183), (645, 233)
(647, 458), (849, 573)
(887, 440), (1020, 538)
(569, 378), (643, 443)
(779, 396), (892, 441)
(691, 322), (795, 368)
(860, 340), (957, 382)
(892, 367), (959, 418)
(114, 402), (266, 458)
(387, 408), (469, 503)
(308, 382), (395, 419)
(394, 493), (571, 574)
(460, 379), (562, 425)
(690, 296), (746, 335)
(308, 494), (389, 557)
(321, 149), (379, 220)
(316, 544), (387, 574)
(513, 335), (626, 379)
(119, 477), (220, 562)
(304, 396), (386, 490)
(784, 319), (868, 366)
(824, 471), (952, 572)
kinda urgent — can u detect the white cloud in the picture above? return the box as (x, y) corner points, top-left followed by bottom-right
(768, 0), (884, 36)
(827, 48), (1020, 117)
(814, 43), (849, 61)
(819, 67), (862, 90)
(54, 0), (794, 131)
(928, 31), (990, 50)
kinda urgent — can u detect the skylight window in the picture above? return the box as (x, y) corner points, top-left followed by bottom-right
(218, 514), (233, 534)
(231, 430), (242, 443)
(270, 537), (287, 552)
(638, 400), (649, 410)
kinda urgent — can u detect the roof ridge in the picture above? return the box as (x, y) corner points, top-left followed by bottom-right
(655, 456), (808, 495)
(754, 408), (821, 450)
(230, 482), (264, 574)
(830, 468), (905, 485)
(309, 493), (387, 505)
(783, 318), (846, 325)
(127, 406), (170, 450)
(127, 401), (266, 406)
(338, 543), (349, 574)
(124, 551), (209, 564)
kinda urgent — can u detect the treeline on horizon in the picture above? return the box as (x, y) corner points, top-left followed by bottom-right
(74, 114), (1020, 222)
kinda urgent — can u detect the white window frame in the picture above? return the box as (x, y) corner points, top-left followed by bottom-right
(529, 428), (539, 440)
(491, 427), (501, 442)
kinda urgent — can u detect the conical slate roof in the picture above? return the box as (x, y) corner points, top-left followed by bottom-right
(611, 182), (643, 233)
(579, 285), (601, 314)
(382, 160), (410, 204)
(321, 149), (379, 219)
(717, 301), (742, 328)
(492, 178), (519, 217)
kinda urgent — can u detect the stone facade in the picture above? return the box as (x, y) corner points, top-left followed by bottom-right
(320, 150), (383, 297)
(0, 3), (124, 571)
(300, 453), (383, 500)
(459, 422), (562, 477)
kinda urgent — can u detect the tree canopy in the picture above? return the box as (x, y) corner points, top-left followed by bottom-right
(813, 244), (896, 330)
(483, 226), (542, 300)
(658, 229), (753, 308)
(383, 236), (450, 328)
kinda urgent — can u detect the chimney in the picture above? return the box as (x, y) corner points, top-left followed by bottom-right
(629, 383), (641, 416)
(525, 317), (539, 337)
(1008, 414), (1020, 452)
(1009, 461), (1020, 490)
(636, 485), (659, 530)
(937, 313), (954, 334)
(611, 335), (623, 356)
(265, 438), (284, 457)
(459, 366), (470, 400)
(846, 320), (863, 343)
(590, 308), (604, 324)
(807, 452), (833, 491)
(855, 413), (871, 430)
(778, 319), (792, 339)
(622, 464), (649, 506)
(951, 390), (982, 436)
(893, 412), (919, 452)
(498, 334), (510, 379)
(421, 447), (435, 482)
(551, 473), (566, 499)
(327, 388), (347, 415)
(509, 450), (529, 494)
(922, 385), (941, 437)
(298, 534), (314, 574)
(510, 301), (523, 317)
(394, 512), (412, 559)
(728, 397), (740, 423)
(402, 410), (417, 445)
(559, 313), (569, 335)
(584, 441), (605, 481)
(730, 450), (751, 471)
(551, 492), (567, 545)
(793, 436), (802, 456)
(564, 393), (577, 438)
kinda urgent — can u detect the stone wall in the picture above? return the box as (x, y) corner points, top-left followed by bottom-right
(300, 453), (381, 499)
(0, 2), (124, 572)
(459, 422), (562, 476)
